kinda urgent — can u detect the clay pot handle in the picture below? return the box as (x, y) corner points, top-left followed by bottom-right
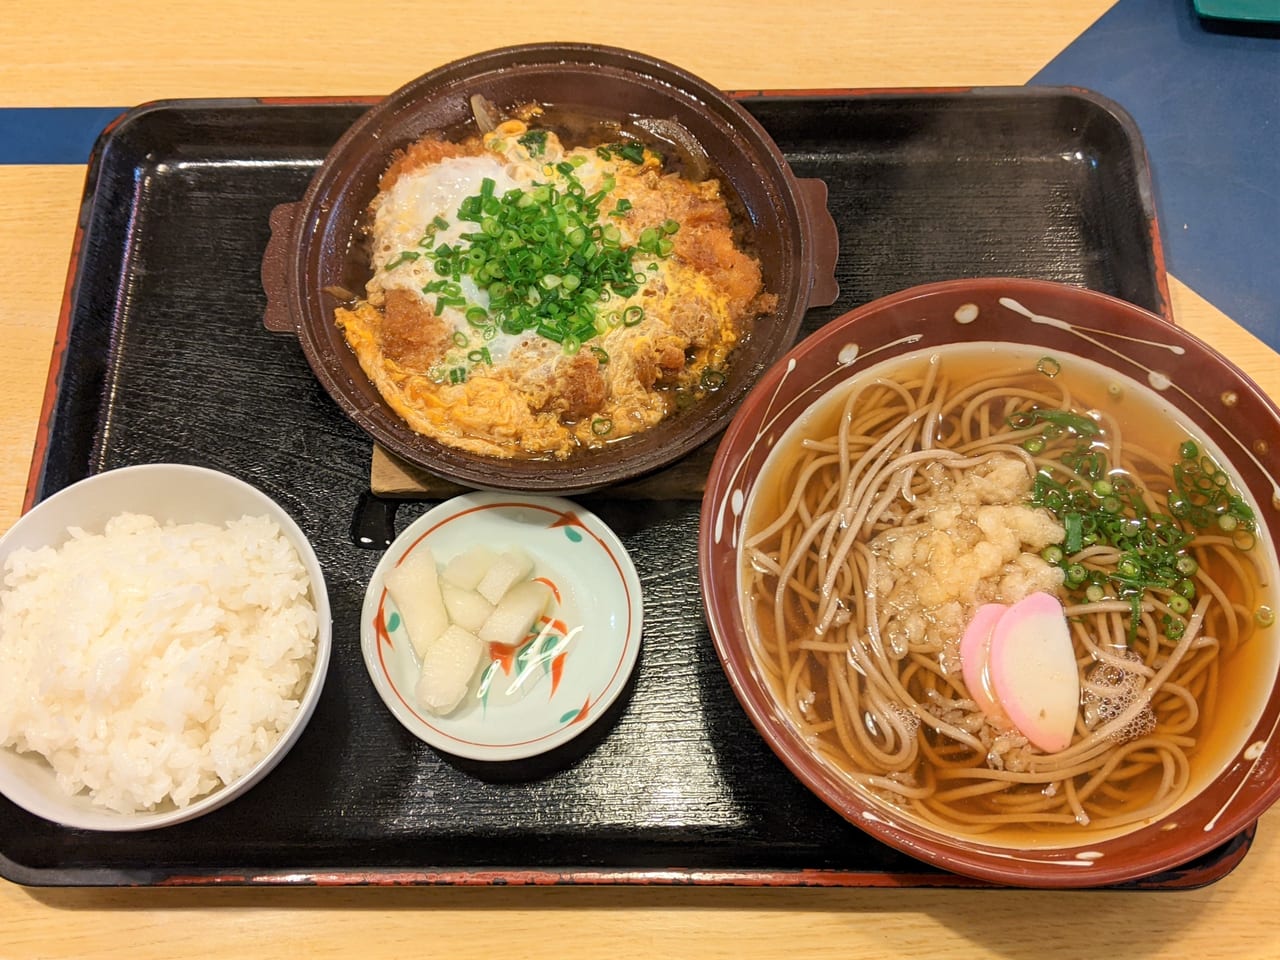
(795, 178), (840, 308)
(262, 201), (301, 333)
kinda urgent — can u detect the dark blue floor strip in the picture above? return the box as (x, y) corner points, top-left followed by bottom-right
(0, 106), (125, 164)
(1031, 0), (1280, 349)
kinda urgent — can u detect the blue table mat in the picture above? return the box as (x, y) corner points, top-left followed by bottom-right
(0, 107), (126, 165)
(1031, 0), (1279, 347)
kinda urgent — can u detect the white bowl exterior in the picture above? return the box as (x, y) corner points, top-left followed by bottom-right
(0, 464), (332, 831)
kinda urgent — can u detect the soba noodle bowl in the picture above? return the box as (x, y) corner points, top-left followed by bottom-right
(740, 345), (1277, 845)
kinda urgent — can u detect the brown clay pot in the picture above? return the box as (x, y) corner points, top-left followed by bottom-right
(261, 42), (838, 494)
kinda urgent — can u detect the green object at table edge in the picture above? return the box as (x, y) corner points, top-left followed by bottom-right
(1194, 0), (1280, 23)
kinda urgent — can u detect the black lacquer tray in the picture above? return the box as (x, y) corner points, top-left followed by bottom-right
(7, 87), (1251, 889)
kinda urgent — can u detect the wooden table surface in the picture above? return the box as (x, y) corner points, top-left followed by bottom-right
(2, 2), (1278, 957)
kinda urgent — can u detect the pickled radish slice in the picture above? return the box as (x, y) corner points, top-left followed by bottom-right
(987, 591), (1080, 752)
(385, 546), (448, 658)
(958, 603), (1010, 721)
(440, 581), (494, 635)
(442, 545), (499, 591)
(416, 623), (484, 715)
(478, 579), (552, 647)
(476, 548), (534, 605)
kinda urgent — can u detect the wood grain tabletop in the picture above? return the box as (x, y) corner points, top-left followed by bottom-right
(2, 2), (1278, 957)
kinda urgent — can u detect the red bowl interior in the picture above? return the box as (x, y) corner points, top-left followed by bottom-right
(699, 277), (1280, 887)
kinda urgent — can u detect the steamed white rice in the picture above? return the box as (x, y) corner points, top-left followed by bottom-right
(0, 512), (319, 814)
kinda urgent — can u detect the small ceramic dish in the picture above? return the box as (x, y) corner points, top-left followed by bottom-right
(361, 491), (643, 761)
(0, 464), (332, 832)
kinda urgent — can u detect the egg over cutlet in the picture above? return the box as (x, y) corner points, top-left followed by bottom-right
(335, 115), (775, 459)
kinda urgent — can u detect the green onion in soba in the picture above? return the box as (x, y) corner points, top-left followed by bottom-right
(1018, 405), (1257, 643)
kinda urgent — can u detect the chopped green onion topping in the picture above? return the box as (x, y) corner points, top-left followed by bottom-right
(517, 129), (548, 156)
(700, 368), (726, 390)
(385, 250), (421, 270)
(597, 141), (646, 164)
(1016, 407), (1256, 644)
(1036, 356), (1062, 377)
(1063, 512), (1084, 554)
(1007, 407), (1101, 437)
(1170, 445), (1256, 535)
(412, 156), (678, 352)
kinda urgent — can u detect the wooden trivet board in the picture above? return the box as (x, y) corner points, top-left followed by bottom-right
(369, 441), (717, 500)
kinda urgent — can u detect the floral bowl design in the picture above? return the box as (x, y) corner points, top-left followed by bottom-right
(361, 492), (643, 762)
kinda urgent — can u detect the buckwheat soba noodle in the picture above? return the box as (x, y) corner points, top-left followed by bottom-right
(740, 346), (1276, 843)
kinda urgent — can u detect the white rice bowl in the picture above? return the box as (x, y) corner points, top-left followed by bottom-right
(0, 464), (332, 831)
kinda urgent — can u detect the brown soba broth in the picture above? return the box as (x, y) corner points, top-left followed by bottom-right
(739, 345), (1278, 845)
